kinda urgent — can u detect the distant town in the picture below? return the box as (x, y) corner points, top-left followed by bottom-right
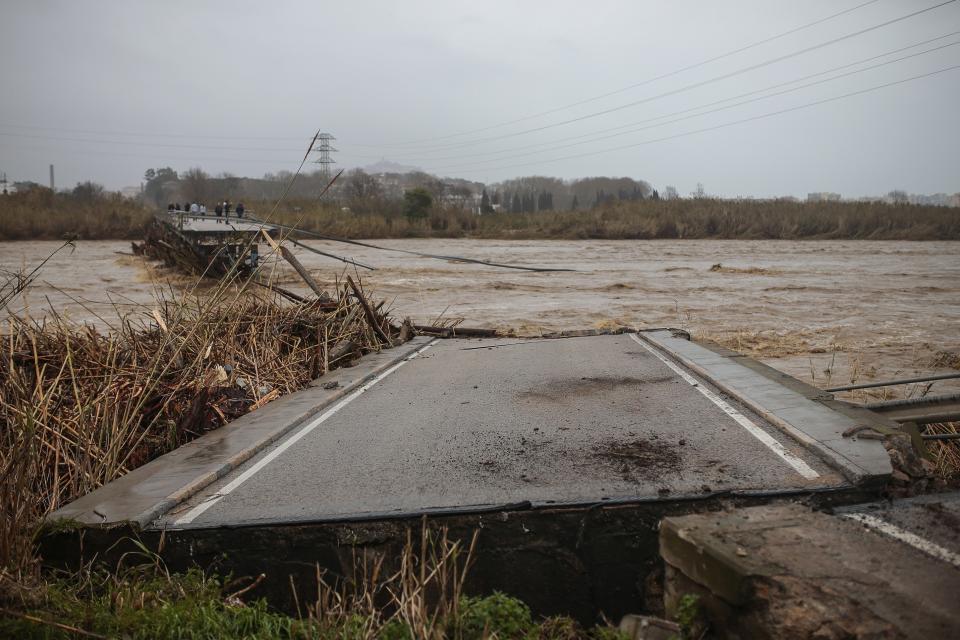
(3, 162), (958, 214)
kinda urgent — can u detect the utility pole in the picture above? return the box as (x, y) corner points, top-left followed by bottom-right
(312, 133), (337, 183)
(49, 164), (55, 191)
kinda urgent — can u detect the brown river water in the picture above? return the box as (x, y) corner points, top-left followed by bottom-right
(3, 239), (958, 400)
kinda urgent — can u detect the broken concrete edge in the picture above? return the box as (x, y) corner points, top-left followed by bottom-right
(660, 503), (824, 607)
(426, 326), (686, 341)
(659, 499), (960, 640)
(156, 483), (867, 532)
(659, 516), (755, 606)
(425, 326), (645, 340)
(637, 331), (891, 487)
(45, 337), (437, 531)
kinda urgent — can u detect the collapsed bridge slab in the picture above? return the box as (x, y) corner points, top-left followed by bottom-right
(45, 330), (894, 622)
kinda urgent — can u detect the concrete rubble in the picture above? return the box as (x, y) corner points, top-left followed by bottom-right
(660, 497), (960, 639)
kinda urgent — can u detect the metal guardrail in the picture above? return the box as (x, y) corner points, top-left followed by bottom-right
(165, 212), (261, 223)
(825, 372), (960, 392)
(863, 393), (960, 425)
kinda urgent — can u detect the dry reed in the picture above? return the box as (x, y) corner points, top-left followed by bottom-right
(0, 275), (400, 574)
(4, 188), (959, 241)
(305, 526), (477, 639)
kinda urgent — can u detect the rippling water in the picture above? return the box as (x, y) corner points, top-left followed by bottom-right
(3, 238), (958, 396)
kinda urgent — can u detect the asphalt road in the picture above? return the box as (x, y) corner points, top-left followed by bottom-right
(162, 333), (841, 528)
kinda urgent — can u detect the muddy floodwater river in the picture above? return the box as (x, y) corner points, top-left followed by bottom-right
(3, 239), (959, 399)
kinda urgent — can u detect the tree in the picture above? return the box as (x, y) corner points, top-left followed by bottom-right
(570, 194), (580, 210)
(522, 192), (535, 213)
(537, 189), (553, 211)
(663, 186), (679, 200)
(403, 187), (433, 219)
(143, 167), (178, 206)
(692, 183), (706, 199)
(181, 167), (211, 204)
(480, 189), (493, 214)
(218, 172), (241, 194)
(511, 193), (522, 213)
(346, 169), (382, 202)
(71, 181), (105, 203)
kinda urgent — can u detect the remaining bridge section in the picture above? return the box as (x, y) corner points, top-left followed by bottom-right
(134, 212), (276, 277)
(162, 331), (854, 529)
(52, 330), (894, 531)
(47, 329), (898, 622)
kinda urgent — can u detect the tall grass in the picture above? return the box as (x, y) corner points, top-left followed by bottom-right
(221, 198), (960, 241)
(0, 524), (623, 639)
(0, 275), (398, 575)
(2, 189), (957, 240)
(0, 189), (151, 241)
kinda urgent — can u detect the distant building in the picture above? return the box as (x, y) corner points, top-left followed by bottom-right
(807, 192), (841, 202)
(120, 186), (142, 199)
(907, 193), (951, 206)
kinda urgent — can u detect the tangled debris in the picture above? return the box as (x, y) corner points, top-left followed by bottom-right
(0, 277), (403, 571)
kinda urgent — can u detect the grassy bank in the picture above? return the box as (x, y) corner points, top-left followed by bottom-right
(0, 188), (151, 241)
(1, 569), (627, 639)
(2, 189), (958, 240)
(269, 198), (960, 241)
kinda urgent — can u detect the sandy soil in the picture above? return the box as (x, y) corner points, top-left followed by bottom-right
(3, 238), (958, 401)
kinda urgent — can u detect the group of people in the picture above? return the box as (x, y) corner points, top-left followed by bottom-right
(167, 200), (246, 221)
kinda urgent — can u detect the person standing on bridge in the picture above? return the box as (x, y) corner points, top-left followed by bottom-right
(236, 202), (245, 218)
(224, 200), (232, 217)
(214, 201), (223, 223)
(190, 202), (199, 214)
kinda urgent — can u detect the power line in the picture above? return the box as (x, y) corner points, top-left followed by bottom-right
(0, 141), (306, 167)
(412, 38), (960, 170)
(400, 33), (960, 164)
(1, 2), (950, 161)
(366, 0), (884, 146)
(0, 130), (385, 161)
(246, 217), (576, 272)
(425, 64), (960, 175)
(380, 0), (958, 153)
(0, 122), (311, 142)
(0, 131), (302, 153)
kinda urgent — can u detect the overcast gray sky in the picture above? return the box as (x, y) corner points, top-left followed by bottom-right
(1, 0), (958, 197)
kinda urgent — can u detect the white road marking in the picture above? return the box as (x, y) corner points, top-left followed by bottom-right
(174, 340), (438, 525)
(843, 512), (960, 569)
(629, 334), (820, 480)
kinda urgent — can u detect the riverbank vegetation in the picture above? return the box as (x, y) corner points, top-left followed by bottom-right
(2, 530), (625, 639)
(267, 197), (960, 241)
(2, 184), (958, 241)
(0, 264), (627, 638)
(0, 184), (152, 241)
